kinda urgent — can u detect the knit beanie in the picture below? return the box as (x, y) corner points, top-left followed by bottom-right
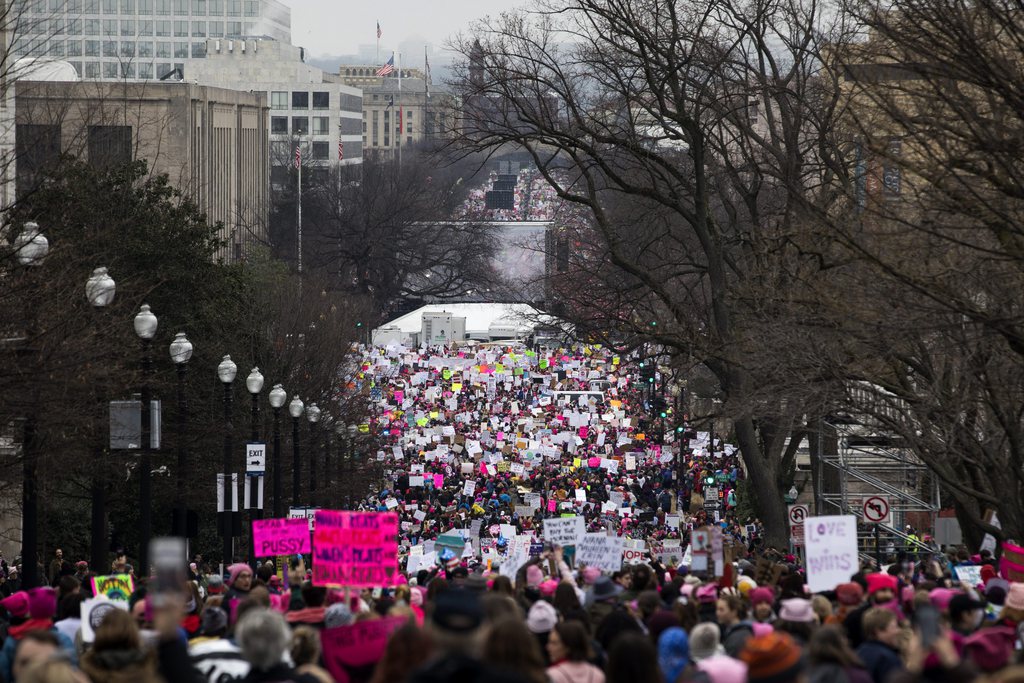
(740, 632), (804, 683)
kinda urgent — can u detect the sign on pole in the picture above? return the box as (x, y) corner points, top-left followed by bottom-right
(803, 515), (858, 593)
(246, 443), (266, 475)
(788, 504), (809, 547)
(862, 496), (891, 525)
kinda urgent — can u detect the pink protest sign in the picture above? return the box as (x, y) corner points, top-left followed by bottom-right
(252, 517), (310, 557)
(394, 390), (404, 403)
(433, 473), (444, 488)
(321, 616), (406, 683)
(313, 511), (399, 588)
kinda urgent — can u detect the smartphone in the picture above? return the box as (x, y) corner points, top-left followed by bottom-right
(149, 537), (186, 608)
(915, 604), (941, 649)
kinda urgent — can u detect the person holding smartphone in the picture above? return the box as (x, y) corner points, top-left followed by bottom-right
(856, 608), (905, 683)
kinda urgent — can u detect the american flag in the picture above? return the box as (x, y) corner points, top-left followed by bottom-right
(338, 139), (344, 161)
(376, 21), (382, 40)
(294, 145), (301, 169)
(376, 54), (394, 77)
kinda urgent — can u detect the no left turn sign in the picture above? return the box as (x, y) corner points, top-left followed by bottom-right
(863, 496), (891, 524)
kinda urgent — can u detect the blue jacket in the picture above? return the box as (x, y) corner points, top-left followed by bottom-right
(0, 625), (76, 682)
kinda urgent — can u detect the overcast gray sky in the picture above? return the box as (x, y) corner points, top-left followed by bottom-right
(289, 0), (521, 59)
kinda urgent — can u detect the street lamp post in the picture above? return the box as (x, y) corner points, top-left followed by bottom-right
(217, 355), (237, 568)
(169, 333), (193, 539)
(269, 384), (286, 517)
(346, 423), (358, 509)
(289, 396), (304, 507)
(245, 368), (264, 565)
(86, 267), (116, 572)
(306, 404), (320, 503)
(133, 304), (158, 576)
(14, 223), (48, 589)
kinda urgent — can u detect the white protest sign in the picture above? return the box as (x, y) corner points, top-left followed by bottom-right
(622, 539), (647, 565)
(463, 480), (476, 497)
(81, 597), (130, 643)
(804, 515), (858, 593)
(577, 533), (625, 573)
(543, 516), (585, 546)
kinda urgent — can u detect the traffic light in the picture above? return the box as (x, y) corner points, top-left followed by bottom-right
(651, 396), (667, 417)
(704, 475), (715, 486)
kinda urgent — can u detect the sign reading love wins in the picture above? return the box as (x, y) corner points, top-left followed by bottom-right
(313, 511), (399, 588)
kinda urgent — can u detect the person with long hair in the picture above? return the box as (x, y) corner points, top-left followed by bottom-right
(79, 609), (162, 683)
(808, 626), (872, 683)
(369, 623), (433, 683)
(606, 632), (662, 683)
(547, 621), (606, 683)
(484, 617), (549, 683)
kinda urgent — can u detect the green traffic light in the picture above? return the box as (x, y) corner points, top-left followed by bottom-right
(676, 426), (684, 433)
(660, 411), (667, 418)
(650, 321), (657, 326)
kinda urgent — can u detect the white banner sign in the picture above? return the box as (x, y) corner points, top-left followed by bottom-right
(543, 516), (585, 547)
(804, 515), (858, 593)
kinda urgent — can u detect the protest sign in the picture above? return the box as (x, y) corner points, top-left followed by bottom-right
(622, 539), (647, 565)
(577, 533), (624, 572)
(463, 480), (476, 497)
(91, 574), (134, 601)
(80, 597), (129, 642)
(543, 516), (584, 546)
(804, 515), (858, 593)
(954, 565), (983, 586)
(321, 616), (406, 683)
(312, 511), (399, 588)
(252, 517), (311, 557)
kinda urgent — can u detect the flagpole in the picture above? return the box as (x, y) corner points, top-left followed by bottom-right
(397, 50), (402, 170)
(297, 141), (302, 278)
(376, 20), (380, 64)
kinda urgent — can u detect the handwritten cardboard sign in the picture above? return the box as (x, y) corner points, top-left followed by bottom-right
(804, 515), (858, 593)
(91, 574), (134, 601)
(321, 616), (406, 683)
(577, 533), (624, 572)
(313, 511), (399, 588)
(543, 516), (584, 547)
(252, 517), (311, 557)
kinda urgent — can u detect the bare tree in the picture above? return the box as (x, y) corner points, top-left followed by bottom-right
(445, 0), (854, 544)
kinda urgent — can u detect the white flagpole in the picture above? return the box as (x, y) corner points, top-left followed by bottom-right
(397, 51), (402, 170)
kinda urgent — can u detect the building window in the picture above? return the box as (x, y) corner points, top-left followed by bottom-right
(157, 62), (172, 77)
(138, 20), (153, 36)
(174, 0), (187, 11)
(174, 42), (188, 58)
(270, 91), (287, 109)
(271, 116), (287, 133)
(312, 91), (330, 109)
(139, 62), (153, 78)
(193, 0), (206, 13)
(121, 0), (135, 9)
(121, 20), (134, 36)
(227, 0), (240, 15)
(138, 41), (153, 56)
(312, 141), (329, 160)
(16, 124), (61, 198)
(292, 91), (309, 109)
(103, 61), (118, 78)
(85, 19), (100, 34)
(84, 62), (100, 78)
(407, 136), (412, 144)
(51, 18), (65, 34)
(244, 0), (258, 15)
(174, 21), (188, 37)
(191, 42), (205, 57)
(312, 117), (329, 135)
(155, 21), (170, 36)
(192, 21), (205, 36)
(156, 41), (170, 57)
(103, 19), (117, 35)
(103, 0), (117, 12)
(226, 21), (241, 35)
(138, 0), (152, 11)
(120, 63), (135, 78)
(67, 19), (82, 35)
(85, 40), (100, 56)
(406, 123), (412, 133)
(103, 40), (117, 56)
(292, 117), (309, 134)
(120, 41), (134, 56)
(67, 40), (82, 56)
(209, 0), (222, 12)
(155, 0), (170, 13)
(407, 110), (413, 119)
(48, 40), (64, 57)
(208, 21), (223, 34)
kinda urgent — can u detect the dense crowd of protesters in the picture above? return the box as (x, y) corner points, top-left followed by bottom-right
(0, 342), (1018, 683)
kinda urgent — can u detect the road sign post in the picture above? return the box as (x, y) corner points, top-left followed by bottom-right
(788, 504), (809, 547)
(862, 496), (891, 525)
